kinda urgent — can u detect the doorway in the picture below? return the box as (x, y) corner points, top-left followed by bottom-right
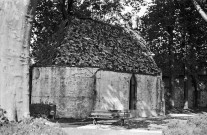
(129, 74), (137, 110)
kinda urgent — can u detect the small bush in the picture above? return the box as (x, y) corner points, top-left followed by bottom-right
(163, 114), (207, 135)
(0, 117), (66, 135)
(0, 108), (8, 126)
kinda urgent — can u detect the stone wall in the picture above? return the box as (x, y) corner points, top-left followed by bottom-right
(31, 67), (164, 118)
(133, 75), (164, 117)
(32, 67), (98, 118)
(93, 72), (164, 117)
(94, 71), (132, 110)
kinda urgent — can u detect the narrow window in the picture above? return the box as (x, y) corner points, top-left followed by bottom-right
(129, 74), (137, 110)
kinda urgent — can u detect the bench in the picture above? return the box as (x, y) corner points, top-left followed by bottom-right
(89, 110), (130, 126)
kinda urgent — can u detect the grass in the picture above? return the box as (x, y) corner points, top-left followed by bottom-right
(163, 113), (207, 135)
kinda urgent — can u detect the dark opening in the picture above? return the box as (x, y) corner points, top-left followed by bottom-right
(129, 74), (137, 110)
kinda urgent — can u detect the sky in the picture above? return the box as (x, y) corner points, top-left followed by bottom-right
(138, 0), (152, 17)
(122, 0), (152, 17)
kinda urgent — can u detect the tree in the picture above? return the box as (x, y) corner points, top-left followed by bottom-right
(141, 0), (207, 109)
(0, 0), (37, 121)
(192, 0), (207, 22)
(30, 0), (146, 64)
(177, 0), (207, 22)
(141, 0), (177, 109)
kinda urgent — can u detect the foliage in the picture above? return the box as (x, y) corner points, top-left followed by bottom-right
(30, 0), (160, 74)
(30, 0), (148, 65)
(0, 107), (61, 135)
(31, 0), (63, 64)
(163, 114), (207, 135)
(49, 17), (159, 74)
(0, 117), (66, 135)
(73, 0), (144, 26)
(141, 0), (207, 76)
(139, 0), (207, 108)
(0, 108), (8, 126)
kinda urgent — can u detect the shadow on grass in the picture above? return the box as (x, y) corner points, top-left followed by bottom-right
(52, 117), (166, 129)
(49, 107), (207, 129)
(166, 107), (207, 114)
(49, 116), (187, 129)
(50, 118), (93, 127)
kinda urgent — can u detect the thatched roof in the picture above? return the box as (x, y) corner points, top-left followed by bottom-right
(53, 17), (160, 75)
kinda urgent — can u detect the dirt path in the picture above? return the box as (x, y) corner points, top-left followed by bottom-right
(62, 125), (163, 135)
(57, 112), (199, 135)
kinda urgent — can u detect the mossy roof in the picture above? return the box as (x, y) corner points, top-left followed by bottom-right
(53, 17), (160, 75)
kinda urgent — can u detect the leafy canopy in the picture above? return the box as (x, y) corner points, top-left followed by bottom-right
(31, 0), (149, 64)
(141, 0), (207, 76)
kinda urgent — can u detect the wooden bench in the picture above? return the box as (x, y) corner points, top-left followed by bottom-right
(89, 110), (130, 126)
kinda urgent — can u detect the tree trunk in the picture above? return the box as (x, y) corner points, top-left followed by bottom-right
(0, 0), (37, 121)
(167, 26), (175, 109)
(183, 63), (188, 109)
(192, 75), (198, 107)
(192, 0), (207, 22)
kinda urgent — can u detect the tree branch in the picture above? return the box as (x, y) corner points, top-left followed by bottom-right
(192, 0), (207, 22)
(67, 0), (74, 15)
(60, 0), (67, 19)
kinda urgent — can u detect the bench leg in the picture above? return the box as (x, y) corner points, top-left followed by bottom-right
(93, 118), (97, 125)
(121, 119), (124, 126)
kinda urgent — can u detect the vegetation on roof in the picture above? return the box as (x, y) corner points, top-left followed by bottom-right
(48, 17), (160, 75)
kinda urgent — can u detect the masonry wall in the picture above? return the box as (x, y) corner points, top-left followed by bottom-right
(31, 67), (98, 118)
(133, 75), (164, 117)
(94, 71), (132, 110)
(31, 67), (164, 118)
(93, 71), (164, 117)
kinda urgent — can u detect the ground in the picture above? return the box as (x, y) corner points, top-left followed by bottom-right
(1, 108), (205, 135)
(53, 108), (207, 135)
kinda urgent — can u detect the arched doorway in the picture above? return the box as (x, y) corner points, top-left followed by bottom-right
(129, 74), (137, 110)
